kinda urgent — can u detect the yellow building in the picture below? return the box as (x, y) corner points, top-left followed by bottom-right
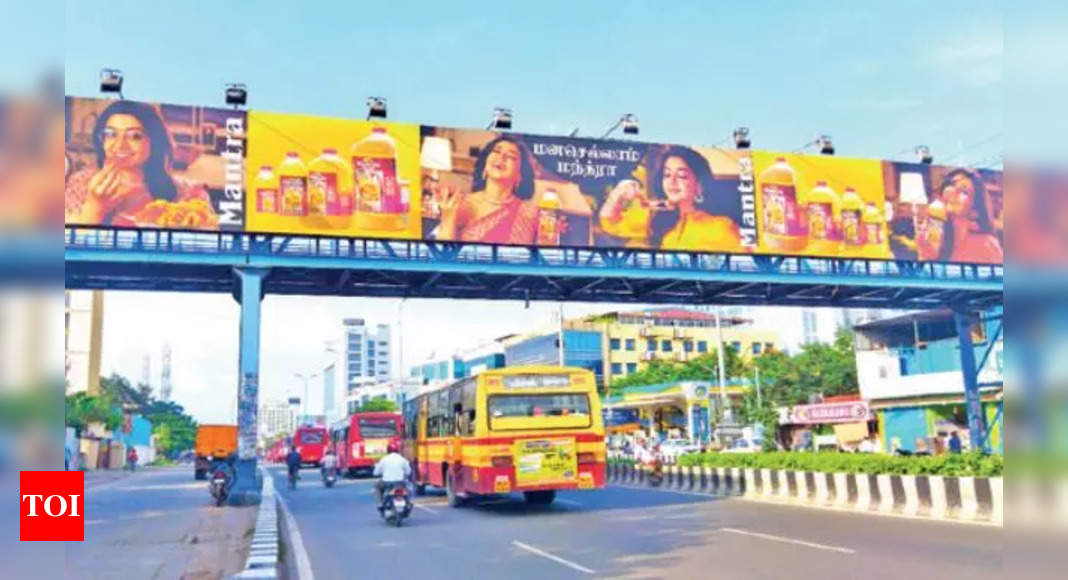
(566, 308), (780, 385)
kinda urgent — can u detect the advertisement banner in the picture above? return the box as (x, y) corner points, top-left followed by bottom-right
(245, 111), (421, 238)
(514, 437), (577, 486)
(787, 401), (873, 425)
(419, 127), (754, 252)
(882, 162), (1003, 264)
(752, 152), (890, 259)
(64, 97), (246, 231)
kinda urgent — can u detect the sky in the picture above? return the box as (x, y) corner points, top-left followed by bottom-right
(54, 1), (1021, 422)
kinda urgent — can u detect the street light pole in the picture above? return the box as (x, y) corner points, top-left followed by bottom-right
(715, 307), (731, 423)
(294, 372), (318, 423)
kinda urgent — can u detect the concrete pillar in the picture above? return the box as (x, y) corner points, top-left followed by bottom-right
(231, 267), (267, 505)
(953, 309), (987, 451)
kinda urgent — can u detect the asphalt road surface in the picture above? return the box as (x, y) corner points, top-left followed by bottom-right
(68, 466), (255, 579)
(268, 466), (1000, 580)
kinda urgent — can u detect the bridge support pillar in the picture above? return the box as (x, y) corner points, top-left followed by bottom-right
(954, 308), (987, 453)
(230, 267), (268, 505)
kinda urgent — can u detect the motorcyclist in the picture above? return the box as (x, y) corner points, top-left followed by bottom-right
(285, 446), (302, 482)
(373, 442), (411, 507)
(321, 448), (339, 478)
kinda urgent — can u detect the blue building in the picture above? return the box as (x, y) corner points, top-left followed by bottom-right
(504, 329), (605, 389)
(409, 348), (507, 386)
(854, 308), (1002, 454)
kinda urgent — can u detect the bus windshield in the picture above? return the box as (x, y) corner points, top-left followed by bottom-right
(358, 417), (398, 438)
(298, 430), (324, 444)
(488, 394), (591, 430)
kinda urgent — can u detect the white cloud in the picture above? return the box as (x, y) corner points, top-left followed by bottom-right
(927, 33), (1003, 87)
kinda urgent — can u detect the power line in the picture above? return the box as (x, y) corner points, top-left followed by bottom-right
(941, 133), (1003, 165)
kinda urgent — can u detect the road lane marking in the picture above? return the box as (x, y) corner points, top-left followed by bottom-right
(718, 527), (856, 554)
(85, 519), (106, 525)
(276, 480), (316, 580)
(556, 499), (582, 507)
(414, 503), (438, 514)
(512, 541), (596, 575)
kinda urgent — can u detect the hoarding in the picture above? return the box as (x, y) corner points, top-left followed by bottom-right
(245, 111), (421, 238)
(64, 97), (246, 231)
(63, 95), (1003, 266)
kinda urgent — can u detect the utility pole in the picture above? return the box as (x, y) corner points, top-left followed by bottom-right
(715, 307), (731, 423)
(557, 302), (565, 366)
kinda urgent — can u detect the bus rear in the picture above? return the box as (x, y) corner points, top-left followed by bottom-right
(448, 367), (605, 504)
(294, 426), (328, 467)
(339, 412), (403, 476)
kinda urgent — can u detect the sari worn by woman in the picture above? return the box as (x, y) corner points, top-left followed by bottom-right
(600, 205), (740, 251)
(453, 196), (539, 244)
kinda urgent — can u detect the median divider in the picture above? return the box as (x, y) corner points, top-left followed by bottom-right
(231, 467), (279, 579)
(606, 459), (1002, 525)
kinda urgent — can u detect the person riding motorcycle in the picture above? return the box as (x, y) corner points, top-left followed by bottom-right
(285, 446), (302, 482)
(321, 448), (339, 478)
(373, 442), (411, 507)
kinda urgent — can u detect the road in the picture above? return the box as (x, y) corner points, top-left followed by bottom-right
(269, 466), (1001, 579)
(67, 466), (256, 580)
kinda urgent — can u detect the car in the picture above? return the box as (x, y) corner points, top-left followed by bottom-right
(723, 438), (764, 454)
(658, 438), (702, 462)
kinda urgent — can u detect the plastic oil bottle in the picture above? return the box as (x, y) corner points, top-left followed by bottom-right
(536, 189), (562, 246)
(351, 127), (404, 230)
(839, 187), (864, 254)
(277, 151), (309, 217)
(861, 202), (888, 258)
(805, 180), (841, 256)
(308, 148), (351, 217)
(254, 165), (278, 214)
(759, 157), (806, 252)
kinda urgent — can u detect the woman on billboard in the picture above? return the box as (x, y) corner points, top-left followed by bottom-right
(434, 135), (540, 244)
(938, 168), (1002, 263)
(599, 145), (740, 251)
(65, 100), (216, 228)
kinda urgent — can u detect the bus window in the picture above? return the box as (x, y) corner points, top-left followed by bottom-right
(489, 394), (590, 425)
(358, 416), (398, 438)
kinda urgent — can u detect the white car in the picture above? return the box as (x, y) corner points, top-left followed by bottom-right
(658, 439), (702, 462)
(723, 438), (764, 454)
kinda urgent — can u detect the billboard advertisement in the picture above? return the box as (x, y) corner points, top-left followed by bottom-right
(64, 97), (246, 231)
(419, 127), (754, 252)
(245, 111), (421, 238)
(63, 96), (1003, 266)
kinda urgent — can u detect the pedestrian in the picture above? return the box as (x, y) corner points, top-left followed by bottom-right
(127, 446), (138, 472)
(948, 431), (963, 454)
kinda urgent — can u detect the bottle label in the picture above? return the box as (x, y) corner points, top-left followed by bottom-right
(761, 184), (804, 236)
(309, 171), (337, 216)
(353, 156), (398, 213)
(257, 187), (278, 214)
(841, 210), (863, 245)
(865, 223), (882, 244)
(280, 176), (307, 216)
(537, 209), (560, 246)
(807, 202), (835, 241)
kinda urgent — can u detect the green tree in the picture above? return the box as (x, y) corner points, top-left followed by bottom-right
(65, 392), (122, 435)
(356, 398), (398, 413)
(143, 400), (198, 459)
(609, 347), (748, 394)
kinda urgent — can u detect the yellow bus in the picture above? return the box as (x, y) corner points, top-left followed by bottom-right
(402, 366), (606, 506)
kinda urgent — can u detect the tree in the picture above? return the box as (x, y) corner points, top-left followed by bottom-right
(143, 400), (198, 459)
(65, 392), (122, 435)
(355, 398), (398, 413)
(609, 348), (747, 394)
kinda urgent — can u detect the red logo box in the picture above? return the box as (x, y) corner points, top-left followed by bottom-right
(20, 471), (84, 541)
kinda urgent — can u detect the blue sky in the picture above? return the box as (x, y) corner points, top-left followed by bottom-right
(55, 1), (1021, 422)
(64, 0), (1005, 166)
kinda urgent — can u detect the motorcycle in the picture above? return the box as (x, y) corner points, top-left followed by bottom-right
(378, 482), (412, 527)
(322, 467), (337, 488)
(643, 452), (664, 487)
(209, 467), (231, 507)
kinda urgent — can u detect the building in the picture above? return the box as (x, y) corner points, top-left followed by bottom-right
(854, 309), (1003, 454)
(259, 399), (296, 442)
(408, 341), (508, 389)
(569, 308), (780, 388)
(321, 363), (337, 419)
(325, 318), (393, 416)
(347, 377), (430, 413)
(65, 290), (104, 394)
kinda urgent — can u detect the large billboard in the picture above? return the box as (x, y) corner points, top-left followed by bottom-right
(63, 96), (1003, 265)
(65, 97), (246, 231)
(245, 111), (421, 238)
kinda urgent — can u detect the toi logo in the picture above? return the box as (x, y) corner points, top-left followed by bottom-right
(20, 471), (84, 541)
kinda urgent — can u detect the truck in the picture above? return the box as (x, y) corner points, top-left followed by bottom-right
(194, 424), (238, 480)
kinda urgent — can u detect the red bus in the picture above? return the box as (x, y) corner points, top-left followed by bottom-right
(293, 426), (329, 467)
(330, 412), (403, 477)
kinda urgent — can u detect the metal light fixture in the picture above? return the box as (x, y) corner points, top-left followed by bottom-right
(366, 96), (388, 119)
(100, 68), (123, 98)
(733, 127), (751, 149)
(488, 107), (513, 130)
(817, 134), (835, 155)
(915, 145), (933, 164)
(225, 83), (247, 108)
(601, 113), (639, 138)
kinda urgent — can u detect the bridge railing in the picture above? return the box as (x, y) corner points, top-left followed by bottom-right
(66, 226), (1002, 283)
